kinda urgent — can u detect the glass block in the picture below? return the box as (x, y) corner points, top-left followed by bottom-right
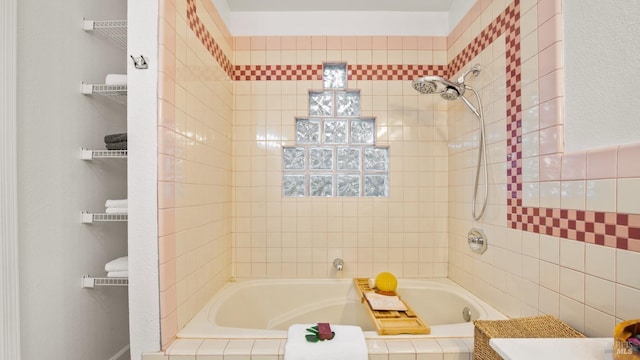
(282, 147), (306, 170)
(309, 175), (333, 196)
(350, 119), (375, 144)
(364, 147), (388, 171)
(309, 148), (333, 170)
(323, 63), (347, 89)
(336, 91), (360, 117)
(337, 175), (361, 197)
(364, 175), (388, 197)
(323, 119), (347, 144)
(296, 118), (320, 144)
(337, 147), (361, 171)
(283, 174), (306, 197)
(309, 92), (334, 117)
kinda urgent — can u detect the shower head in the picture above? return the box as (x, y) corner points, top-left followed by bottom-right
(411, 75), (465, 100)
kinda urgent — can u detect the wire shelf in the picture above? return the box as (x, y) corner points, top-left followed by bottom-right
(83, 19), (127, 49)
(81, 148), (127, 160)
(81, 212), (128, 223)
(81, 83), (127, 104)
(81, 275), (129, 288)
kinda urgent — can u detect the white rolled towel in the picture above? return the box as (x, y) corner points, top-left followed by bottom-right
(105, 74), (127, 86)
(107, 271), (128, 278)
(105, 207), (128, 214)
(105, 256), (128, 272)
(105, 199), (128, 208)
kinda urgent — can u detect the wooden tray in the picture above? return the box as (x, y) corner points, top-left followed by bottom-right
(353, 278), (431, 335)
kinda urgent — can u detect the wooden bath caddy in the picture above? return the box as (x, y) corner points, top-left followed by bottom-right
(353, 278), (431, 335)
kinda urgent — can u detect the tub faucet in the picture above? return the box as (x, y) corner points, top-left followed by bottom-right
(333, 258), (344, 271)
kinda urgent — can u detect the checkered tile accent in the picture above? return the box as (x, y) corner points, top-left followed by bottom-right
(184, 0), (639, 253)
(234, 64), (323, 81)
(186, 0), (234, 78)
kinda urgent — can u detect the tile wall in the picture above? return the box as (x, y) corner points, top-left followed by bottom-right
(231, 36), (451, 279)
(447, 0), (640, 338)
(157, 0), (234, 347)
(154, 0), (640, 352)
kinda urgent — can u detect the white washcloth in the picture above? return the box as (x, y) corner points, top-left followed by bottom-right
(105, 207), (128, 214)
(106, 271), (128, 278)
(105, 199), (128, 208)
(105, 74), (127, 86)
(105, 256), (128, 272)
(284, 324), (367, 360)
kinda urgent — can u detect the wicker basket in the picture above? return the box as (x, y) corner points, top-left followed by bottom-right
(473, 315), (585, 360)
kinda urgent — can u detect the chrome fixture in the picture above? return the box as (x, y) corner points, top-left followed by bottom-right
(467, 228), (487, 254)
(333, 258), (344, 271)
(412, 64), (488, 220)
(462, 306), (472, 322)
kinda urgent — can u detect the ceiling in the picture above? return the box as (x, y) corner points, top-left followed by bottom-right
(225, 0), (457, 12)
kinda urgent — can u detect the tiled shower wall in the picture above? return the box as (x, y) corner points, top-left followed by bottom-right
(157, 0), (233, 347)
(232, 37), (451, 279)
(447, 0), (640, 338)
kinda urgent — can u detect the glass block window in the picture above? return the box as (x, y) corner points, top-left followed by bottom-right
(282, 62), (389, 197)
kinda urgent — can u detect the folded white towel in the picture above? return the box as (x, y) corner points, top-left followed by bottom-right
(105, 74), (127, 86)
(105, 256), (128, 272)
(106, 271), (128, 278)
(105, 199), (128, 208)
(105, 207), (128, 214)
(284, 324), (368, 360)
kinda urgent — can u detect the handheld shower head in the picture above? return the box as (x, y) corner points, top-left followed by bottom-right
(412, 76), (465, 99)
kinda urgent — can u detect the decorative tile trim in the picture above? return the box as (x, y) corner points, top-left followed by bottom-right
(233, 64), (447, 81)
(234, 64), (323, 81)
(186, 0), (234, 78)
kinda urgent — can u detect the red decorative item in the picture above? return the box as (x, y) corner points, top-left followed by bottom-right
(317, 323), (335, 340)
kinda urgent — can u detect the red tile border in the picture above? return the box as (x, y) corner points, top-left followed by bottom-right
(185, 0), (639, 253)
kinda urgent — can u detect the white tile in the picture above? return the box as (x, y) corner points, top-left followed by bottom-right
(167, 339), (203, 355)
(385, 340), (416, 354)
(617, 249), (640, 290)
(616, 284), (640, 320)
(560, 180), (585, 210)
(437, 338), (470, 356)
(197, 340), (228, 356)
(584, 275), (615, 315)
(559, 295), (585, 333)
(539, 287), (560, 316)
(560, 267), (584, 302)
(586, 179), (617, 212)
(224, 339), (255, 358)
(540, 260), (559, 291)
(521, 255), (539, 283)
(584, 306), (616, 338)
(585, 243), (615, 281)
(521, 279), (539, 308)
(617, 178), (640, 213)
(540, 181), (561, 208)
(411, 339), (442, 356)
(522, 182), (540, 208)
(539, 235), (560, 264)
(367, 340), (389, 355)
(521, 232), (540, 258)
(251, 340), (282, 356)
(559, 238), (585, 272)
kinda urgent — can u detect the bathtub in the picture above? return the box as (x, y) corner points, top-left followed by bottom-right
(178, 278), (505, 339)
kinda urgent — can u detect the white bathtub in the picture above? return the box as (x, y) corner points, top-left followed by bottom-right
(177, 278), (506, 339)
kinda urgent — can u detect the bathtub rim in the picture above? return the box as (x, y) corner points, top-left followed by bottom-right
(177, 277), (506, 339)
